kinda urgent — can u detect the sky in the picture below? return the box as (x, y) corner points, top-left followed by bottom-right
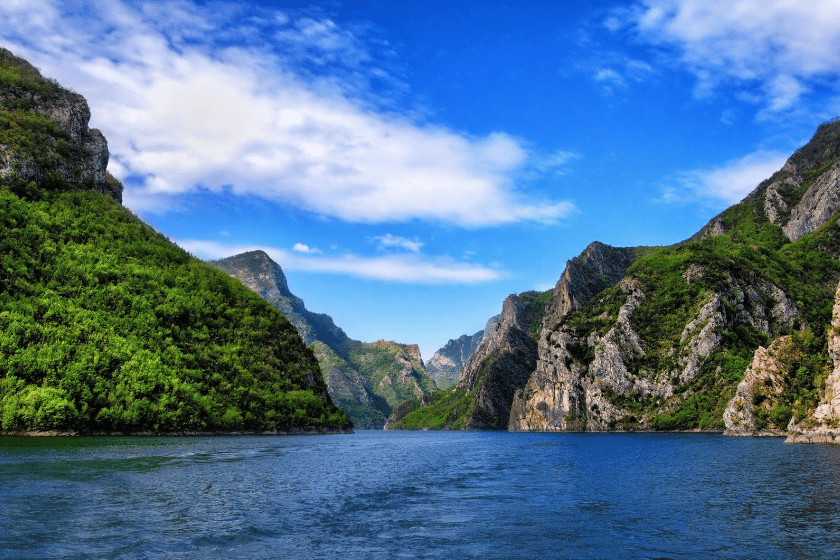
(4, 0), (840, 361)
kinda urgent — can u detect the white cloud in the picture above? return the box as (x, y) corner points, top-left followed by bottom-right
(659, 150), (788, 206)
(627, 0), (840, 112)
(372, 234), (423, 252)
(0, 0), (577, 227)
(293, 243), (322, 254)
(180, 240), (506, 284)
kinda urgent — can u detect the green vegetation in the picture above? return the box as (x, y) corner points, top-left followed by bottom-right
(518, 289), (553, 340)
(551, 164), (840, 430)
(343, 339), (437, 414)
(0, 183), (351, 433)
(386, 386), (476, 430)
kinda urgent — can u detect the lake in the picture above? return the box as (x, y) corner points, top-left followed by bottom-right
(2, 431), (840, 559)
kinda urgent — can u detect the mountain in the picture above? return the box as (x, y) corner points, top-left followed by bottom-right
(424, 314), (499, 389)
(389, 119), (840, 437)
(0, 48), (351, 435)
(211, 250), (437, 429)
(386, 242), (640, 429)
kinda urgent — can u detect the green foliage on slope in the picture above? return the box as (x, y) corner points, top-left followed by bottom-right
(0, 184), (351, 433)
(556, 184), (840, 430)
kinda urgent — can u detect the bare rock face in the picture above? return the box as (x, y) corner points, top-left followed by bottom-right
(0, 48), (122, 202)
(723, 337), (795, 437)
(542, 241), (638, 329)
(426, 315), (500, 390)
(694, 119), (840, 244)
(454, 294), (541, 430)
(787, 281), (840, 444)
(509, 266), (802, 432)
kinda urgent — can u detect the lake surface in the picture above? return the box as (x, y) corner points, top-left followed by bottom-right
(2, 431), (840, 559)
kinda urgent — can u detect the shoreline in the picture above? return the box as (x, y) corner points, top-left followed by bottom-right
(0, 427), (355, 437)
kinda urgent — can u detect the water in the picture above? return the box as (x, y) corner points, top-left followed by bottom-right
(2, 431), (840, 559)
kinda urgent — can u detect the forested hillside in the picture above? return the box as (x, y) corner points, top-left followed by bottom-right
(0, 49), (351, 434)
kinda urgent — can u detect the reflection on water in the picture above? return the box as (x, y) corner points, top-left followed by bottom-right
(2, 431), (840, 559)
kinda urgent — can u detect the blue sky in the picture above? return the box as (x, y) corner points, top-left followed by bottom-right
(4, 0), (840, 360)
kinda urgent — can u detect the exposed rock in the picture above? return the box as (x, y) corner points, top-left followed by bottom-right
(509, 266), (803, 432)
(542, 241), (639, 330)
(723, 338), (794, 437)
(0, 48), (122, 202)
(786, 281), (840, 444)
(693, 119), (840, 244)
(455, 294), (541, 430)
(425, 315), (499, 390)
(211, 250), (349, 348)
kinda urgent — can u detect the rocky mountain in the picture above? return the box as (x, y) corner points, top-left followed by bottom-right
(0, 48), (122, 203)
(387, 241), (640, 430)
(389, 119), (840, 439)
(424, 314), (499, 389)
(211, 250), (437, 429)
(0, 49), (350, 435)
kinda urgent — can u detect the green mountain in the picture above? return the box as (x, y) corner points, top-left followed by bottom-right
(388, 120), (840, 435)
(211, 250), (437, 429)
(0, 48), (351, 435)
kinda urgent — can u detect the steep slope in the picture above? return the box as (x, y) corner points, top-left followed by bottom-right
(424, 314), (499, 389)
(784, 280), (840, 443)
(509, 121), (840, 433)
(212, 250), (437, 428)
(0, 49), (351, 435)
(390, 119), (840, 435)
(387, 241), (641, 430)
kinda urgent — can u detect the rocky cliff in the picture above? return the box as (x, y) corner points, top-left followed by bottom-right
(387, 241), (639, 430)
(390, 119), (840, 436)
(212, 250), (436, 429)
(785, 281), (840, 444)
(425, 314), (499, 389)
(694, 119), (840, 244)
(0, 48), (122, 202)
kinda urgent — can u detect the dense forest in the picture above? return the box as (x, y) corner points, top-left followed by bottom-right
(0, 49), (351, 434)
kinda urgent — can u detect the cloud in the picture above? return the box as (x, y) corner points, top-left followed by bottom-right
(659, 150), (788, 206)
(626, 0), (840, 112)
(0, 0), (577, 227)
(372, 234), (423, 252)
(293, 243), (322, 254)
(180, 240), (506, 284)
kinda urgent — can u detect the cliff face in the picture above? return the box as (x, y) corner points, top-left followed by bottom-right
(211, 251), (349, 349)
(542, 242), (640, 330)
(425, 315), (499, 389)
(694, 119), (840, 244)
(786, 281), (840, 444)
(723, 336), (798, 437)
(387, 242), (639, 430)
(0, 48), (122, 202)
(455, 294), (540, 429)
(211, 250), (436, 429)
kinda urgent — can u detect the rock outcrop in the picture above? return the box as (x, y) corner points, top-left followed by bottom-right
(425, 315), (499, 389)
(455, 294), (541, 429)
(723, 337), (796, 437)
(786, 281), (840, 444)
(542, 241), (639, 329)
(694, 119), (840, 244)
(0, 48), (122, 202)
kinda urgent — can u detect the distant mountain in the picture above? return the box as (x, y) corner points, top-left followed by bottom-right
(425, 315), (499, 389)
(0, 48), (350, 435)
(211, 251), (436, 428)
(389, 119), (840, 436)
